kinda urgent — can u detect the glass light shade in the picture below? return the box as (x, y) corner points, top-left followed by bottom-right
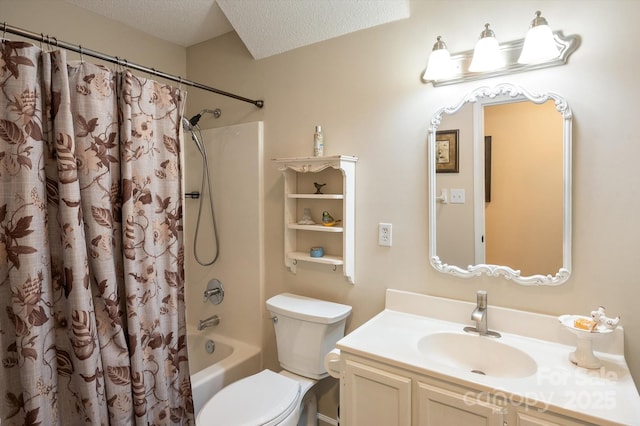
(424, 37), (454, 81)
(518, 24), (560, 64)
(469, 36), (504, 72)
(425, 49), (454, 80)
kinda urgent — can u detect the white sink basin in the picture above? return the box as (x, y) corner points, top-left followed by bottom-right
(417, 332), (537, 378)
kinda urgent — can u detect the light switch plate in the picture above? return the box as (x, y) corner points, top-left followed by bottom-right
(450, 189), (465, 204)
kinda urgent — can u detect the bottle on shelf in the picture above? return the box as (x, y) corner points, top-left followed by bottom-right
(313, 125), (324, 157)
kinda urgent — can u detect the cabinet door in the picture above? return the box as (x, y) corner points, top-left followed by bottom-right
(415, 381), (504, 426)
(342, 359), (412, 426)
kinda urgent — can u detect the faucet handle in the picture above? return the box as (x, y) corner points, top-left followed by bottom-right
(204, 279), (224, 304)
(476, 290), (487, 308)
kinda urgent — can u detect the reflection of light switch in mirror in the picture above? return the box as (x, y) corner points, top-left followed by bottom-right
(450, 189), (465, 204)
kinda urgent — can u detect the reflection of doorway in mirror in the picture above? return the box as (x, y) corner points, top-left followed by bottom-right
(483, 100), (563, 276)
(436, 140), (450, 163)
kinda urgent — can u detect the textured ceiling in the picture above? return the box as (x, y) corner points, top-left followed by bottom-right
(65, 0), (234, 47)
(217, 0), (410, 59)
(65, 0), (410, 59)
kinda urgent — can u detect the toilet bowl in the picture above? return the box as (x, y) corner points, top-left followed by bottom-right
(196, 293), (352, 425)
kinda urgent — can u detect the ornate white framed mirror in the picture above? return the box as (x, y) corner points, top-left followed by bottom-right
(428, 83), (572, 285)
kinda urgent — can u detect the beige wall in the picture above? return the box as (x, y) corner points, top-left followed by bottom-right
(1, 0), (186, 76)
(5, 0), (640, 400)
(186, 0), (640, 393)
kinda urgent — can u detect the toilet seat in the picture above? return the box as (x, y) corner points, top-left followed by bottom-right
(196, 369), (301, 426)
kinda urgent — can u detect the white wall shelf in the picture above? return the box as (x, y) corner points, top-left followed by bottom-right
(287, 224), (344, 232)
(273, 155), (357, 284)
(287, 194), (344, 199)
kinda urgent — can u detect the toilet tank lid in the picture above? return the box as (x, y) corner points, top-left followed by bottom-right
(267, 293), (352, 324)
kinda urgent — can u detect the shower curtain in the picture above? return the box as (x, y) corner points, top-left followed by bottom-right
(0, 41), (194, 425)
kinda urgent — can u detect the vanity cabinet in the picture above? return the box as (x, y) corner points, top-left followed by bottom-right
(273, 156), (357, 283)
(340, 355), (504, 426)
(336, 290), (639, 426)
(340, 353), (600, 426)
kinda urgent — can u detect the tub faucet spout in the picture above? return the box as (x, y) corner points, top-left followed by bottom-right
(198, 315), (220, 331)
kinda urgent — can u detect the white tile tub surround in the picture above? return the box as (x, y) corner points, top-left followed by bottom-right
(336, 289), (640, 425)
(187, 330), (261, 415)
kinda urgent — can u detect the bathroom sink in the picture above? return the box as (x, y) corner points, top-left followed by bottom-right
(417, 332), (537, 378)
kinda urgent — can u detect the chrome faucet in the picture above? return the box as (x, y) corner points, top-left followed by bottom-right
(464, 291), (501, 338)
(198, 314), (220, 331)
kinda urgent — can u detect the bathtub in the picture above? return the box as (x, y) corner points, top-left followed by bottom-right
(187, 329), (261, 415)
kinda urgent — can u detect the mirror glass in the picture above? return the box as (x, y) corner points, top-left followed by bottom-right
(428, 83), (572, 285)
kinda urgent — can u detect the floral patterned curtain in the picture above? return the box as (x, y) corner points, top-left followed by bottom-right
(0, 41), (193, 425)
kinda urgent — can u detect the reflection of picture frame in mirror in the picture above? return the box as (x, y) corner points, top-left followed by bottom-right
(435, 129), (459, 173)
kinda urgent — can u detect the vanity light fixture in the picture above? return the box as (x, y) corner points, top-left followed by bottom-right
(421, 11), (580, 87)
(423, 36), (455, 81)
(518, 11), (561, 64)
(469, 24), (504, 72)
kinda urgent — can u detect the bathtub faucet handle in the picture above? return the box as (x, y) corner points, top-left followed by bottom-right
(203, 279), (224, 304)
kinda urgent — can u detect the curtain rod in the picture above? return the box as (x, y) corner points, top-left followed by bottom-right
(1, 22), (264, 109)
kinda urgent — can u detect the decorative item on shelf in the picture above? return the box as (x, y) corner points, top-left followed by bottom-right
(421, 10), (580, 86)
(558, 310), (620, 369)
(314, 182), (326, 194)
(310, 246), (324, 258)
(321, 211), (341, 227)
(298, 208), (315, 225)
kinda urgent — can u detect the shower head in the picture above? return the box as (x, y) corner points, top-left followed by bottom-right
(188, 108), (222, 127)
(182, 117), (205, 157)
(181, 117), (193, 131)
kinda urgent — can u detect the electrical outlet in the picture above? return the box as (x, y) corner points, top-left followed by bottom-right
(378, 223), (392, 247)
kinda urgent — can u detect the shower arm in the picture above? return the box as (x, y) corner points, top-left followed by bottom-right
(189, 108), (222, 127)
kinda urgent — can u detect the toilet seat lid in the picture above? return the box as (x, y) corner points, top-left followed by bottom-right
(197, 369), (301, 426)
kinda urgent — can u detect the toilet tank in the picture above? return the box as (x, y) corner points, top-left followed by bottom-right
(267, 293), (352, 379)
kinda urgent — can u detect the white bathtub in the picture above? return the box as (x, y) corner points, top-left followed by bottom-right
(187, 329), (261, 415)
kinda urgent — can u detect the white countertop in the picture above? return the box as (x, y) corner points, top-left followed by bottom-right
(336, 289), (640, 425)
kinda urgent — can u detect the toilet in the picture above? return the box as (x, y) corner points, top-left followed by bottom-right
(196, 293), (352, 425)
